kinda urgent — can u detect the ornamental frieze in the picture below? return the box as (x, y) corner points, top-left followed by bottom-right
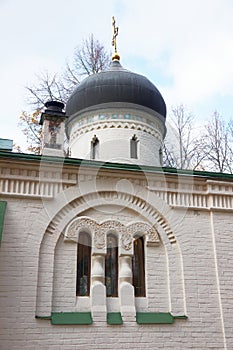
(64, 217), (160, 250)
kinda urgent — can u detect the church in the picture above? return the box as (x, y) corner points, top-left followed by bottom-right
(0, 20), (233, 350)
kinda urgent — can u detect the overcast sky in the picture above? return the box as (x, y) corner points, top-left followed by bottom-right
(1, 0), (233, 149)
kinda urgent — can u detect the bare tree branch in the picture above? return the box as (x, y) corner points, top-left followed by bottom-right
(201, 111), (233, 173)
(19, 35), (111, 153)
(163, 105), (204, 170)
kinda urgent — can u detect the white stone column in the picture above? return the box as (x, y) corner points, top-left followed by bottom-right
(119, 255), (136, 321)
(91, 254), (106, 322)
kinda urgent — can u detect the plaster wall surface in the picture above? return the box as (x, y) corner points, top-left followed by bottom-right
(68, 107), (165, 166)
(69, 127), (162, 166)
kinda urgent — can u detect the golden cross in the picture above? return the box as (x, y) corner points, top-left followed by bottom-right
(112, 16), (119, 54)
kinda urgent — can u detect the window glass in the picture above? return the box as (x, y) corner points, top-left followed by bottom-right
(76, 232), (91, 296)
(130, 135), (138, 159)
(105, 234), (118, 297)
(132, 236), (146, 297)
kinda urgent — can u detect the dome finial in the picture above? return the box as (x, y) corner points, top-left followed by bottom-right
(112, 16), (120, 61)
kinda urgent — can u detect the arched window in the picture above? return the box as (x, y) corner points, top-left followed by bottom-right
(132, 236), (146, 297)
(91, 135), (99, 159)
(105, 234), (118, 297)
(130, 135), (138, 159)
(76, 232), (91, 296)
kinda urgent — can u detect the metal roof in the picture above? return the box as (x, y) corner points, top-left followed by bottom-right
(66, 60), (166, 119)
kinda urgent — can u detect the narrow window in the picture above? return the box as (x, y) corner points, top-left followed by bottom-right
(91, 135), (99, 159)
(159, 147), (163, 165)
(76, 232), (91, 296)
(130, 135), (138, 159)
(132, 236), (146, 297)
(105, 234), (118, 297)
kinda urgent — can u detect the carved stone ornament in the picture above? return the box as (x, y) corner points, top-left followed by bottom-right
(100, 220), (125, 234)
(65, 217), (98, 242)
(95, 220), (125, 249)
(94, 228), (105, 249)
(147, 227), (160, 245)
(121, 232), (132, 250)
(64, 217), (160, 249)
(128, 222), (149, 237)
(66, 221), (79, 239)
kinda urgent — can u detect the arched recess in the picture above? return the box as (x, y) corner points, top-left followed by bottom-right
(36, 189), (186, 317)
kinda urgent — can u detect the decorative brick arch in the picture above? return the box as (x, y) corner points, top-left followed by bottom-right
(44, 190), (177, 245)
(36, 189), (186, 318)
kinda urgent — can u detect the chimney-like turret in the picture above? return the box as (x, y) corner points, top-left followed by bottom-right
(40, 101), (68, 157)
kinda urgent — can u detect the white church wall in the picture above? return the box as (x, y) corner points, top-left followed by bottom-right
(210, 211), (233, 349)
(52, 234), (77, 312)
(146, 244), (169, 312)
(0, 161), (233, 349)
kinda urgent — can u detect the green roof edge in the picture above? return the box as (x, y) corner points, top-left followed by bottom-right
(1, 150), (233, 180)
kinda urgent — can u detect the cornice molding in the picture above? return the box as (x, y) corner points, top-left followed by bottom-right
(1, 153), (233, 211)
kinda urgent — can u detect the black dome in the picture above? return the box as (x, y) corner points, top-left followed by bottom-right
(66, 60), (166, 118)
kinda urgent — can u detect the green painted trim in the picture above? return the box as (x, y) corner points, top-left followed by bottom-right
(0, 201), (7, 245)
(136, 312), (188, 324)
(107, 312), (123, 325)
(136, 312), (174, 324)
(51, 312), (93, 325)
(174, 315), (188, 320)
(1, 150), (233, 180)
(35, 315), (51, 320)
